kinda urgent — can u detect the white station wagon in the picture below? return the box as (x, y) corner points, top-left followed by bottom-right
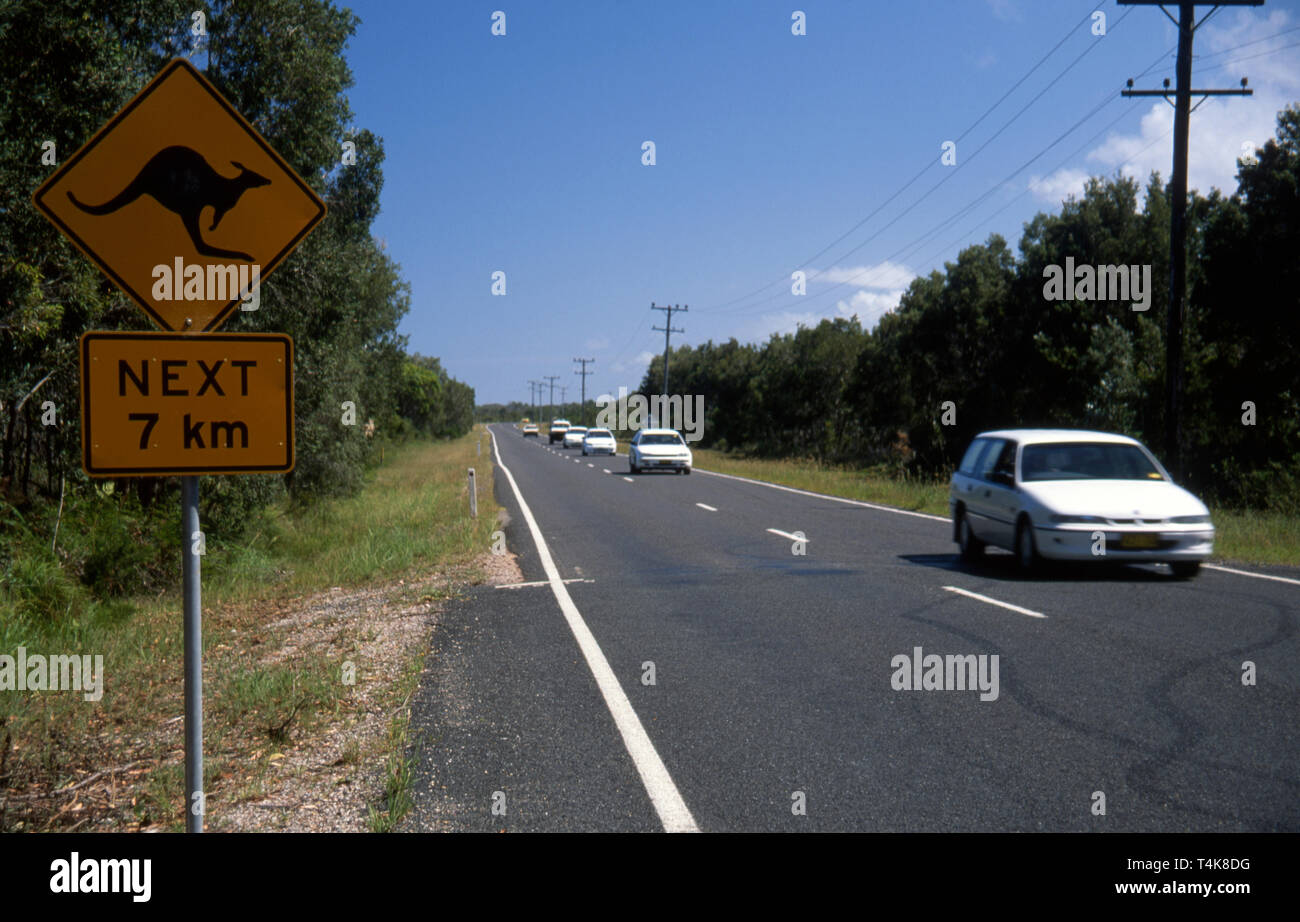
(950, 429), (1214, 578)
(629, 429), (692, 474)
(582, 428), (617, 456)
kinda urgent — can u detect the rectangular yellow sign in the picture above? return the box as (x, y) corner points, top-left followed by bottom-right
(80, 331), (294, 476)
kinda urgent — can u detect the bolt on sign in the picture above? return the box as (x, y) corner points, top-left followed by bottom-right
(80, 332), (293, 477)
(33, 58), (325, 333)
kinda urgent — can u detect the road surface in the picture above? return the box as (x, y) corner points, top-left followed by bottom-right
(404, 424), (1300, 832)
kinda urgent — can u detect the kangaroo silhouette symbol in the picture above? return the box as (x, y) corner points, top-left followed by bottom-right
(67, 145), (269, 261)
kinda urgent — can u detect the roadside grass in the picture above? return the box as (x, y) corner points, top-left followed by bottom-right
(1207, 510), (1300, 568)
(690, 449), (950, 515)
(0, 427), (500, 831)
(687, 448), (1299, 568)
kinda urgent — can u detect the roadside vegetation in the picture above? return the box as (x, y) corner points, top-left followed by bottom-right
(0, 428), (500, 831)
(1, 2), (490, 829)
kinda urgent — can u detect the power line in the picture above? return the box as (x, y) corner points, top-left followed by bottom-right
(720, 88), (1134, 319)
(697, 0), (1114, 315)
(875, 31), (1299, 285)
(707, 5), (1138, 319)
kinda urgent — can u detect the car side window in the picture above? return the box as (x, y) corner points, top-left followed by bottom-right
(972, 439), (1002, 480)
(959, 438), (990, 475)
(991, 440), (1017, 483)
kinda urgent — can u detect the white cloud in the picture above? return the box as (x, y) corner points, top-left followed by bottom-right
(1027, 167), (1090, 204)
(785, 261), (919, 331)
(612, 350), (658, 373)
(815, 261), (916, 290)
(746, 311), (824, 341)
(1031, 9), (1300, 206)
(986, 0), (1020, 24)
(834, 288), (907, 328)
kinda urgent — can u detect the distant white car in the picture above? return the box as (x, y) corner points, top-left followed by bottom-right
(582, 428), (616, 456)
(522, 423), (539, 438)
(629, 429), (692, 474)
(950, 429), (1214, 578)
(562, 426), (588, 449)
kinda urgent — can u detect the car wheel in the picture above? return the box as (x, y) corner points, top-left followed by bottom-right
(683, 467), (691, 475)
(1169, 561), (1201, 579)
(1015, 517), (1038, 573)
(957, 511), (984, 562)
(629, 456), (638, 474)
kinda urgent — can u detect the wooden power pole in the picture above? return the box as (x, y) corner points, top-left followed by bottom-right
(1120, 0), (1258, 478)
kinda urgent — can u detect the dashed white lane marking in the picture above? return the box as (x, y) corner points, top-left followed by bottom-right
(488, 427), (698, 833)
(696, 503), (718, 512)
(588, 463), (595, 468)
(603, 468), (612, 474)
(766, 528), (807, 542)
(943, 585), (1047, 619)
(695, 467), (948, 522)
(1204, 564), (1300, 587)
(623, 477), (635, 483)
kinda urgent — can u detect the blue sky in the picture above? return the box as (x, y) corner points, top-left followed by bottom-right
(340, 0), (1300, 406)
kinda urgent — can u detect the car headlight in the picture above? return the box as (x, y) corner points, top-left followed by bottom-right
(1049, 514), (1107, 524)
(1170, 514), (1211, 524)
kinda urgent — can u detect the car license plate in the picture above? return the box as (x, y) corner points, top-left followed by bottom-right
(1119, 533), (1159, 549)
(658, 460), (671, 465)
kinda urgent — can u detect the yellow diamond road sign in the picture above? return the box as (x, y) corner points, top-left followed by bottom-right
(34, 58), (325, 332)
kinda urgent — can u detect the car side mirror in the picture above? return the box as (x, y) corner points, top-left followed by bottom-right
(991, 470), (1015, 487)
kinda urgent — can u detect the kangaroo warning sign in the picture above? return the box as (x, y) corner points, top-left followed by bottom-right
(80, 332), (294, 476)
(33, 58), (325, 333)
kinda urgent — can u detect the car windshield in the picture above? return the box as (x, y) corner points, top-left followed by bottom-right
(1020, 442), (1165, 482)
(567, 428), (586, 435)
(640, 434), (683, 446)
(586, 430), (611, 438)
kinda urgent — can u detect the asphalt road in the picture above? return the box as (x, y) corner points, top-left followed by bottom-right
(405, 424), (1300, 832)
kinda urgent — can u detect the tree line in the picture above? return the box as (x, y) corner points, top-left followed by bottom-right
(0, 1), (474, 541)
(636, 106), (1300, 512)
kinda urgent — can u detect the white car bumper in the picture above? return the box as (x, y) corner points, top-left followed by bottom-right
(637, 455), (691, 470)
(1033, 524), (1214, 563)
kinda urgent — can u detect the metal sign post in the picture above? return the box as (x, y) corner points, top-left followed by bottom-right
(34, 58), (324, 832)
(182, 476), (203, 832)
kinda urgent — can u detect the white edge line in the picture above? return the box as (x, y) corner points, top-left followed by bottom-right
(943, 585), (1047, 619)
(694, 466), (948, 522)
(1203, 563), (1300, 586)
(695, 503), (717, 512)
(489, 428), (698, 832)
